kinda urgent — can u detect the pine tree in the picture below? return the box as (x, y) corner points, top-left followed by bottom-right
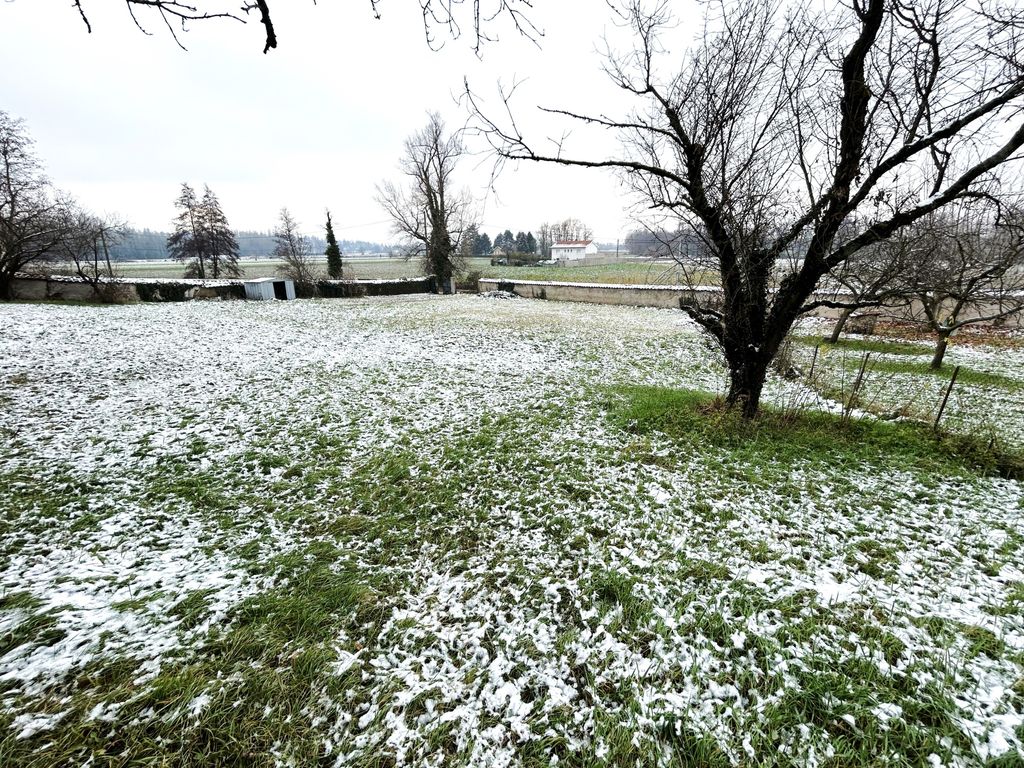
(525, 232), (537, 254)
(514, 231), (529, 254)
(199, 186), (241, 278)
(460, 223), (480, 260)
(325, 211), (343, 279)
(166, 183), (206, 278)
(476, 232), (492, 256)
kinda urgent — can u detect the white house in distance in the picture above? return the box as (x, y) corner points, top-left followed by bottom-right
(550, 240), (598, 262)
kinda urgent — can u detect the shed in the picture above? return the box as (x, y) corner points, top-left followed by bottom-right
(244, 278), (296, 301)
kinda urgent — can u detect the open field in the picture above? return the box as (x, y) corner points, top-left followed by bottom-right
(1, 296), (1023, 767)
(108, 257), (698, 285)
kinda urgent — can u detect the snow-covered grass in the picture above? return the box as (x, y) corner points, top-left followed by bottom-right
(1, 296), (1022, 767)
(789, 328), (1024, 452)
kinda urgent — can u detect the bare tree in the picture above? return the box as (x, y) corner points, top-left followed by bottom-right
(470, 0), (1024, 417)
(535, 223), (554, 258)
(0, 111), (72, 300)
(274, 207), (320, 286)
(822, 234), (912, 343)
(58, 207), (129, 303)
(549, 218), (593, 243)
(900, 200), (1024, 368)
(376, 113), (475, 293)
(67, 0), (540, 54)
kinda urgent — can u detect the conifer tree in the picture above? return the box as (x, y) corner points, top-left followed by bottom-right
(514, 231), (529, 254)
(199, 186), (241, 278)
(325, 211), (343, 279)
(166, 183), (206, 278)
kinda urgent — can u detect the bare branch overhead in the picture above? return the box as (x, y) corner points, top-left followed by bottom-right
(64, 0), (540, 53)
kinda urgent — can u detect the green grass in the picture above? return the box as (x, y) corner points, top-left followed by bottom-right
(590, 570), (653, 633)
(0, 540), (387, 767)
(794, 335), (932, 357)
(0, 592), (63, 658)
(866, 358), (1024, 391)
(604, 385), (1024, 479)
(794, 336), (1023, 390)
(479, 260), (712, 286)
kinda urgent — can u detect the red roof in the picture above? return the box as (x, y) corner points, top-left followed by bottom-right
(553, 240), (593, 246)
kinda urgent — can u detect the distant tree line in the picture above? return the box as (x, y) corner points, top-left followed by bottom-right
(459, 218), (595, 259)
(462, 226), (537, 257)
(107, 228), (385, 261)
(623, 228), (705, 259)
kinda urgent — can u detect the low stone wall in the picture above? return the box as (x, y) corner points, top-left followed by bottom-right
(11, 276), (245, 303)
(480, 278), (726, 311)
(11, 274), (439, 303)
(316, 276), (438, 298)
(479, 278), (1024, 329)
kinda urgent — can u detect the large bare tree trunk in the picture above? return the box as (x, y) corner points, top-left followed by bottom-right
(720, 292), (777, 418)
(931, 331), (951, 370)
(724, 351), (768, 419)
(0, 271), (15, 301)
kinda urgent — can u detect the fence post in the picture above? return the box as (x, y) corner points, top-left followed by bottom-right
(933, 365), (961, 432)
(843, 352), (871, 425)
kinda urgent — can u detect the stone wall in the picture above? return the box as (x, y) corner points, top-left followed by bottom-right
(479, 278), (1024, 329)
(481, 278), (725, 311)
(12, 277), (141, 303)
(11, 275), (437, 303)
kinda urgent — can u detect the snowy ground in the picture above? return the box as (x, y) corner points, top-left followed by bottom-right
(787, 322), (1024, 450)
(1, 296), (1022, 767)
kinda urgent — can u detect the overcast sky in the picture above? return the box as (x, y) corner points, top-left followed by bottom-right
(0, 1), (698, 244)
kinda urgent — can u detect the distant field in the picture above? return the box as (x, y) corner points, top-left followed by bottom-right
(482, 260), (695, 285)
(110, 257), (704, 285)
(112, 257), (445, 281)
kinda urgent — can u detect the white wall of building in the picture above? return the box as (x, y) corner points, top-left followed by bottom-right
(551, 243), (598, 261)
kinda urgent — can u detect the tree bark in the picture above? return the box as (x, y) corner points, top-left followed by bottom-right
(930, 332), (951, 369)
(828, 307), (854, 344)
(723, 341), (770, 419)
(0, 271), (14, 301)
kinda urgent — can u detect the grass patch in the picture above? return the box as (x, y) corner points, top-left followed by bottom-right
(795, 335), (931, 357)
(0, 541), (384, 767)
(866, 358), (1024, 391)
(590, 570), (653, 633)
(985, 582), (1024, 618)
(0, 607), (63, 658)
(605, 385), (1024, 479)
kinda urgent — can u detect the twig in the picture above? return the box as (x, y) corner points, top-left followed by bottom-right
(843, 352), (871, 426)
